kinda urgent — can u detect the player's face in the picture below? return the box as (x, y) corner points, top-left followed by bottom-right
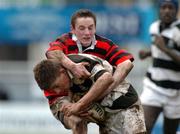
(159, 2), (177, 24)
(50, 68), (71, 94)
(72, 17), (96, 47)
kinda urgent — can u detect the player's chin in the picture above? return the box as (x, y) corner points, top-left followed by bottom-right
(162, 16), (174, 24)
(81, 40), (91, 46)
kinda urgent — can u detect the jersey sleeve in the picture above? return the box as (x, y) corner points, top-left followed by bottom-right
(172, 25), (180, 47)
(90, 63), (108, 82)
(48, 40), (63, 51)
(106, 46), (134, 66)
(46, 33), (70, 57)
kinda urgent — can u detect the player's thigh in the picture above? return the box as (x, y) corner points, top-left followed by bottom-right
(143, 105), (162, 133)
(99, 101), (146, 134)
(163, 92), (180, 134)
(122, 102), (146, 134)
(140, 85), (164, 107)
(64, 115), (87, 130)
(164, 91), (180, 119)
(164, 117), (180, 134)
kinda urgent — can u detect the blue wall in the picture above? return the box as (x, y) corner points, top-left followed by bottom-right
(0, 5), (156, 45)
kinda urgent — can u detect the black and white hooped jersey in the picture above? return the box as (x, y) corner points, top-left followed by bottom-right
(67, 54), (138, 109)
(144, 20), (180, 94)
(67, 53), (111, 93)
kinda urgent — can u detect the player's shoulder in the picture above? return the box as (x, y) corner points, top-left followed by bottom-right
(149, 20), (160, 34)
(172, 19), (180, 29)
(55, 32), (72, 43)
(95, 34), (114, 45)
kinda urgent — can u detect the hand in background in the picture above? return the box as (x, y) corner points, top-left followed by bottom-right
(154, 35), (168, 52)
(139, 50), (151, 60)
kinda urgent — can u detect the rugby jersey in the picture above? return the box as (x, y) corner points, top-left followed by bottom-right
(144, 20), (180, 95)
(46, 32), (134, 66)
(45, 33), (134, 103)
(45, 54), (138, 109)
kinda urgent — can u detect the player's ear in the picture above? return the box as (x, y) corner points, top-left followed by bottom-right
(59, 67), (66, 73)
(70, 25), (74, 33)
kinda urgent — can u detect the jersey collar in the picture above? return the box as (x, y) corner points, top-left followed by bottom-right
(72, 34), (97, 53)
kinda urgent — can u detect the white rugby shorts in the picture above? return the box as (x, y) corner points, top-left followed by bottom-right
(140, 82), (180, 119)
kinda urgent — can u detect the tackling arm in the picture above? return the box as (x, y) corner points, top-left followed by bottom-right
(76, 72), (113, 109)
(46, 50), (90, 78)
(98, 60), (134, 100)
(61, 72), (113, 116)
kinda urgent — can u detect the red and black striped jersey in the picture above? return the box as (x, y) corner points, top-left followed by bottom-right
(47, 32), (134, 66)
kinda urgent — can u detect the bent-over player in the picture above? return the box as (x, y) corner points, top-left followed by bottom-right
(33, 54), (146, 134)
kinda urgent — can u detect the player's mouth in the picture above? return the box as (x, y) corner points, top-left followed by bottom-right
(82, 37), (92, 43)
(164, 16), (173, 22)
(83, 37), (91, 40)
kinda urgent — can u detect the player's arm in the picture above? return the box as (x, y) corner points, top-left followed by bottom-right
(139, 49), (151, 60)
(76, 71), (113, 108)
(46, 50), (90, 78)
(49, 96), (87, 132)
(111, 59), (133, 87)
(61, 69), (114, 116)
(98, 59), (133, 100)
(49, 96), (71, 125)
(154, 35), (180, 65)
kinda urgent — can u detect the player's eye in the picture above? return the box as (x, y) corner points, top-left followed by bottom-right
(88, 26), (93, 30)
(79, 26), (85, 30)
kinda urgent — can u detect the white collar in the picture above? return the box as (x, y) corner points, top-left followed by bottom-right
(72, 34), (97, 53)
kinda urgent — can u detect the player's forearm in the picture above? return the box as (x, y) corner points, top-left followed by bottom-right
(114, 60), (133, 85)
(139, 50), (151, 60)
(50, 96), (71, 121)
(154, 35), (180, 66)
(77, 72), (114, 110)
(163, 48), (180, 66)
(46, 50), (76, 70)
(98, 60), (133, 99)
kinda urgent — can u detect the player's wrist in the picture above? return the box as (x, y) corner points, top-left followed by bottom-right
(65, 60), (76, 72)
(76, 100), (88, 111)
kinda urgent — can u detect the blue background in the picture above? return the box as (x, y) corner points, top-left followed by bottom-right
(0, 5), (156, 45)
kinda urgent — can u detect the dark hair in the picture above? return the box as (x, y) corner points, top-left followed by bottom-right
(33, 59), (62, 90)
(71, 9), (96, 28)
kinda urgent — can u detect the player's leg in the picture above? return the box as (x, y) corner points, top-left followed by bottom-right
(143, 105), (162, 134)
(122, 100), (146, 134)
(64, 115), (88, 134)
(163, 90), (180, 134)
(163, 117), (179, 134)
(49, 96), (88, 134)
(99, 100), (147, 134)
(140, 84), (164, 134)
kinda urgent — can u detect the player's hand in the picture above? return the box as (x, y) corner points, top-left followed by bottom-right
(154, 35), (168, 52)
(139, 50), (151, 60)
(60, 102), (83, 117)
(71, 62), (90, 79)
